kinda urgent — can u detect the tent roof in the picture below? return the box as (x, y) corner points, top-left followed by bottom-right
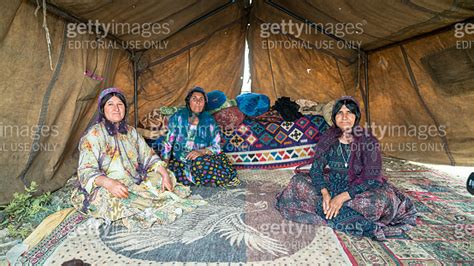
(48, 0), (242, 44)
(48, 0), (474, 52)
(263, 0), (474, 50)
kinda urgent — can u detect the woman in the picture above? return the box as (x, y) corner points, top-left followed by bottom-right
(71, 87), (206, 229)
(276, 96), (417, 240)
(162, 86), (239, 187)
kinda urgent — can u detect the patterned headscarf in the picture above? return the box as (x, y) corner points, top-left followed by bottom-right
(96, 87), (128, 136)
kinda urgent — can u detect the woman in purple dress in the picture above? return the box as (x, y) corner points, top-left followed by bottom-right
(276, 96), (417, 240)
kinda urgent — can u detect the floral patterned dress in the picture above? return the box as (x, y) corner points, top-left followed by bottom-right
(162, 108), (239, 187)
(71, 122), (206, 229)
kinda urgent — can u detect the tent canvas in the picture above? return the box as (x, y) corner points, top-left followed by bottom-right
(0, 0), (473, 207)
(1, 0), (474, 265)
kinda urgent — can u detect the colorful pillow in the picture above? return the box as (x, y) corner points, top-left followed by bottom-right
(208, 99), (237, 114)
(250, 109), (283, 123)
(212, 106), (245, 131)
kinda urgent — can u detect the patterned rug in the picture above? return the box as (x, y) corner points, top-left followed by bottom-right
(18, 170), (350, 265)
(16, 168), (473, 265)
(222, 115), (329, 169)
(336, 170), (474, 265)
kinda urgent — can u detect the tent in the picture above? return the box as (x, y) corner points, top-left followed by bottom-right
(1, 0), (473, 205)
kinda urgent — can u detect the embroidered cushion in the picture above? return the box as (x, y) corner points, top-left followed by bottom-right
(212, 106), (245, 131)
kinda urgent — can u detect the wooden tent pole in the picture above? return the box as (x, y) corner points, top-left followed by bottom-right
(132, 51), (139, 128)
(364, 51), (371, 127)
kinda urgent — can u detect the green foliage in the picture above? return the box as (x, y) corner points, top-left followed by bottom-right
(0, 182), (52, 239)
(6, 223), (32, 239)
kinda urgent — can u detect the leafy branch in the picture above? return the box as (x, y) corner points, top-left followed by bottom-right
(0, 182), (52, 239)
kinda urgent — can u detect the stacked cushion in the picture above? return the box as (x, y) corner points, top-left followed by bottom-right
(236, 93), (270, 117)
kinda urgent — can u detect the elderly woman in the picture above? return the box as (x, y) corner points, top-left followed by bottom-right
(276, 96), (417, 240)
(162, 86), (239, 187)
(71, 88), (206, 229)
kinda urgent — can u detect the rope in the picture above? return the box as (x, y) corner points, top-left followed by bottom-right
(34, 0), (54, 70)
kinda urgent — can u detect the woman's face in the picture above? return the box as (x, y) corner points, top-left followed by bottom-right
(189, 92), (205, 113)
(335, 105), (356, 132)
(104, 96), (125, 123)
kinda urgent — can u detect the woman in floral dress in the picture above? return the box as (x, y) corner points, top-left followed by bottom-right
(71, 87), (206, 229)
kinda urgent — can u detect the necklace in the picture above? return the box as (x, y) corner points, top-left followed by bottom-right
(339, 142), (350, 168)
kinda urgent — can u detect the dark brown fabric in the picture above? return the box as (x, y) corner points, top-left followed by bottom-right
(421, 47), (474, 95)
(142, 1), (246, 67)
(368, 31), (474, 165)
(49, 0), (232, 43)
(268, 0), (474, 50)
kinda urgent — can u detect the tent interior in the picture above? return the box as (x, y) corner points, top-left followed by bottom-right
(1, 0), (473, 264)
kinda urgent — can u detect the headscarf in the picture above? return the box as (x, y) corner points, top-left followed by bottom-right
(95, 88), (149, 185)
(185, 86), (208, 115)
(96, 87), (128, 136)
(330, 95), (361, 126)
(314, 96), (386, 186)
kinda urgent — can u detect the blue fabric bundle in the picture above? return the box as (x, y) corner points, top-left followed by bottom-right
(207, 90), (227, 111)
(236, 93), (270, 117)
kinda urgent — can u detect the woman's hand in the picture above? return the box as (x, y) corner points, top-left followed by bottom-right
(186, 150), (205, 160)
(326, 192), (351, 220)
(321, 188), (331, 215)
(156, 165), (174, 192)
(96, 176), (129, 198)
(161, 171), (174, 192)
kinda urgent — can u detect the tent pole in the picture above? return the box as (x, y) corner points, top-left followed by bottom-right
(364, 51), (371, 127)
(132, 51), (139, 128)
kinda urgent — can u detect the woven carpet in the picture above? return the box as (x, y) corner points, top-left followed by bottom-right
(337, 170), (474, 265)
(18, 170), (350, 265)
(17, 169), (473, 265)
(222, 115), (329, 169)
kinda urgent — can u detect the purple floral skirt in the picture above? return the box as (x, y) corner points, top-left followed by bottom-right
(275, 173), (417, 240)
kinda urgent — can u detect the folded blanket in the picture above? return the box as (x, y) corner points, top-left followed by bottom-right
(296, 99), (335, 126)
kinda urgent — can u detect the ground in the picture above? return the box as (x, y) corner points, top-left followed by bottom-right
(0, 157), (471, 264)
